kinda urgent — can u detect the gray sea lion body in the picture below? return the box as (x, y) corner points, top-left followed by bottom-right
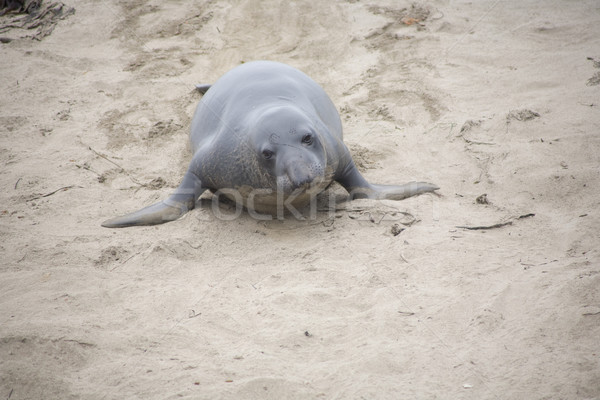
(102, 61), (438, 228)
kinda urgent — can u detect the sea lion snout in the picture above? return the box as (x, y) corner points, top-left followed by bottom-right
(276, 167), (312, 191)
(286, 163), (315, 188)
(276, 156), (325, 193)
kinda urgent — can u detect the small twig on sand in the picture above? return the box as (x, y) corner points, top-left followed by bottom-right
(86, 145), (124, 171)
(14, 178), (22, 189)
(457, 221), (513, 230)
(110, 253), (137, 272)
(517, 213), (536, 219)
(398, 311), (415, 316)
(577, 102), (596, 107)
(582, 311), (600, 316)
(26, 185), (81, 202)
(85, 144), (145, 187)
(457, 213), (535, 230)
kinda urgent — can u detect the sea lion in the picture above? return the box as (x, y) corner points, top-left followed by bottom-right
(101, 61), (438, 228)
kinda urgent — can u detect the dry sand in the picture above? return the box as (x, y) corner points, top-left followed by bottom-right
(1, 0), (599, 399)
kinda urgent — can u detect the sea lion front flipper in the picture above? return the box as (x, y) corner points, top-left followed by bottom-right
(364, 182), (440, 200)
(335, 159), (439, 201)
(101, 171), (206, 228)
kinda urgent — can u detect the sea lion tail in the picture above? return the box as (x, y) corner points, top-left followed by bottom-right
(195, 84), (212, 94)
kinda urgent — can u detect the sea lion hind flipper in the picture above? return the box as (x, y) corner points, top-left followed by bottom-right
(101, 171), (206, 228)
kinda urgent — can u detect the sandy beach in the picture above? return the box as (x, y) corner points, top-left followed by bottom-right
(1, 0), (599, 398)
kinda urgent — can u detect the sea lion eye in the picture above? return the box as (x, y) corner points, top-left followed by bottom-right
(301, 134), (313, 145)
(262, 149), (274, 160)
